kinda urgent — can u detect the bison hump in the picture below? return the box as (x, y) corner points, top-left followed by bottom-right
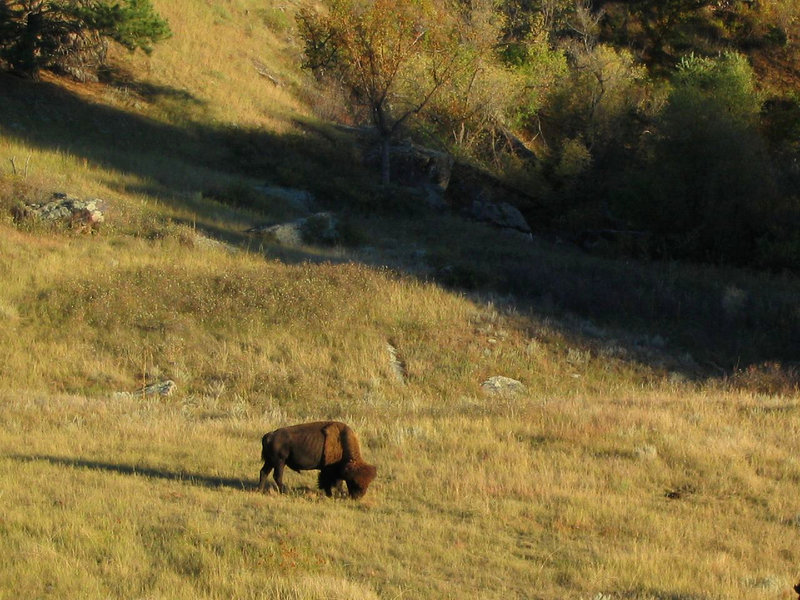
(322, 422), (345, 465)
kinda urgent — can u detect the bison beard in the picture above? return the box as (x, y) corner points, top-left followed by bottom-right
(258, 421), (377, 499)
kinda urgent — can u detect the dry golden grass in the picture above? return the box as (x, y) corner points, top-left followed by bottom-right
(0, 217), (798, 599)
(0, 1), (799, 598)
(114, 0), (309, 130)
(1, 369), (798, 598)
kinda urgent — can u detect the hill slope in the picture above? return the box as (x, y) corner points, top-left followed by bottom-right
(0, 1), (799, 599)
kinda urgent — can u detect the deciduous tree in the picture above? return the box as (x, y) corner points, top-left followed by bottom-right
(298, 0), (470, 185)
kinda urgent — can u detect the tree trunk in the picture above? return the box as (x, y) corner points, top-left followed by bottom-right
(380, 135), (391, 186)
(15, 10), (43, 79)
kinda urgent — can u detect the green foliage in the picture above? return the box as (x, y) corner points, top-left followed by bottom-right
(548, 44), (649, 151)
(420, 1), (566, 158)
(599, 0), (718, 66)
(294, 1), (798, 270)
(0, 0), (170, 78)
(299, 0), (440, 132)
(295, 7), (338, 78)
(498, 0), (576, 45)
(670, 52), (760, 124)
(599, 0), (800, 72)
(630, 53), (776, 263)
(69, 0), (170, 54)
(297, 0), (494, 184)
(255, 7), (291, 34)
(539, 43), (652, 231)
(554, 136), (591, 179)
(502, 37), (567, 131)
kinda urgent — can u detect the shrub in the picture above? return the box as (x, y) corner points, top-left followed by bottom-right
(635, 52), (776, 264)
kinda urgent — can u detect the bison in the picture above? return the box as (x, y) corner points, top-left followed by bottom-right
(258, 421), (377, 499)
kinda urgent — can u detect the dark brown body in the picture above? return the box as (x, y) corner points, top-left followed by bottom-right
(258, 421), (377, 499)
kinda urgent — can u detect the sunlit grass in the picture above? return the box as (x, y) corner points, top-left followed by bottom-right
(0, 223), (798, 598)
(0, 0), (799, 598)
(0, 203), (798, 600)
(120, 0), (308, 131)
(0, 375), (798, 598)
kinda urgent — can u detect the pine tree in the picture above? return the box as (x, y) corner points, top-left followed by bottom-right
(0, 0), (170, 79)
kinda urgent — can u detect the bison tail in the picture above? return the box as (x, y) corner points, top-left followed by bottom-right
(261, 432), (273, 462)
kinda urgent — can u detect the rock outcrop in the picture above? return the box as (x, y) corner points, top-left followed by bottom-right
(481, 376), (526, 395)
(469, 199), (532, 234)
(248, 212), (339, 246)
(446, 162), (543, 233)
(252, 185), (317, 214)
(366, 142), (454, 191)
(114, 380), (176, 399)
(365, 141), (454, 210)
(13, 192), (105, 231)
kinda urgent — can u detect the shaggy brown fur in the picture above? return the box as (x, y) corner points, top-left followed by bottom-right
(258, 421), (377, 499)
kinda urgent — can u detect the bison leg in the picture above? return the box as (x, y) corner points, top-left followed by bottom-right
(258, 464), (273, 492)
(345, 478), (362, 499)
(272, 461), (287, 494)
(318, 466), (341, 497)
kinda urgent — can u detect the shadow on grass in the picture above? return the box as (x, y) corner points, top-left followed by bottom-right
(12, 454), (255, 492)
(99, 64), (207, 109)
(1, 73), (799, 381)
(0, 72), (367, 213)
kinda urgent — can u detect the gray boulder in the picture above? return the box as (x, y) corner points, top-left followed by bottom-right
(114, 380), (176, 399)
(445, 161), (544, 233)
(253, 185), (316, 214)
(481, 376), (526, 395)
(469, 200), (531, 234)
(248, 212), (338, 246)
(14, 192), (105, 230)
(367, 141), (454, 191)
(365, 141), (454, 210)
(386, 342), (407, 384)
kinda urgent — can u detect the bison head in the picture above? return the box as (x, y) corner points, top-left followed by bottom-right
(344, 461), (377, 499)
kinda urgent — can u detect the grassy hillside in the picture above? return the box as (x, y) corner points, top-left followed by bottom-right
(0, 1), (799, 599)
